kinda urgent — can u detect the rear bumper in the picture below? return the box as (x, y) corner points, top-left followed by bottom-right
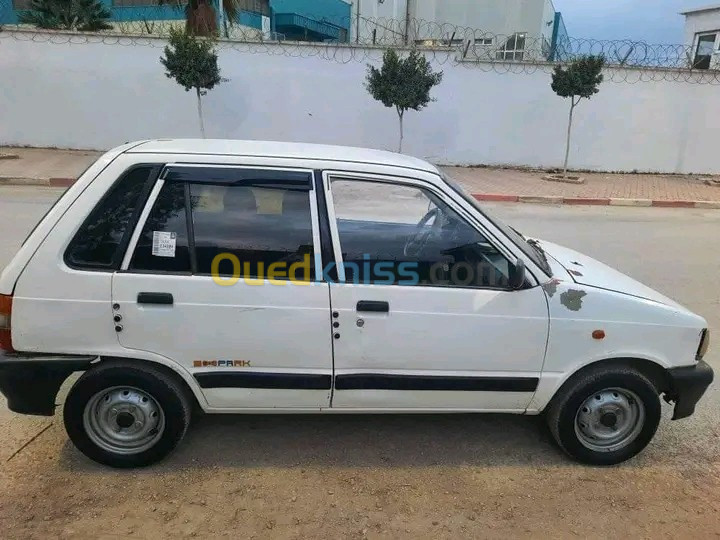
(666, 359), (714, 420)
(0, 352), (95, 416)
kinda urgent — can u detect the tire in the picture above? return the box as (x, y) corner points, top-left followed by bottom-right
(63, 361), (192, 468)
(546, 365), (661, 466)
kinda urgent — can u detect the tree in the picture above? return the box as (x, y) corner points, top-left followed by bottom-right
(161, 0), (244, 38)
(160, 28), (224, 138)
(19, 0), (112, 31)
(551, 55), (605, 177)
(366, 49), (443, 153)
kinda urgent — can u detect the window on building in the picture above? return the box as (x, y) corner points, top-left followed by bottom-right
(476, 37), (494, 46)
(129, 182), (192, 273)
(65, 165), (156, 270)
(329, 179), (511, 288)
(496, 33), (527, 61)
(693, 32), (718, 70)
(189, 184), (314, 279)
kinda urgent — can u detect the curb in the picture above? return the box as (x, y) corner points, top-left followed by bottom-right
(0, 177), (75, 187)
(474, 194), (720, 209)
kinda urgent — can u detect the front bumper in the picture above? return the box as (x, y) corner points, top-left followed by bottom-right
(666, 359), (714, 420)
(0, 352), (95, 416)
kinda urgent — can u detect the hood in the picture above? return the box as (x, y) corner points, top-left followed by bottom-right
(537, 240), (685, 310)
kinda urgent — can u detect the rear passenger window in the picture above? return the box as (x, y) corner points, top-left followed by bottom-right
(129, 182), (191, 273)
(190, 184), (314, 278)
(65, 165), (155, 269)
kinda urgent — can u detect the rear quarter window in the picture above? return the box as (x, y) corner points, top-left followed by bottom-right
(64, 165), (158, 270)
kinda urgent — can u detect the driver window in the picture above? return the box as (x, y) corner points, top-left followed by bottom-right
(330, 179), (511, 288)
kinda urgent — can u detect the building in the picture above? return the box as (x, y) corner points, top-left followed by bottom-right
(681, 4), (720, 69)
(350, 0), (569, 60)
(0, 0), (352, 42)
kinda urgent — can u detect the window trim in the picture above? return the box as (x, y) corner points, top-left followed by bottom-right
(120, 164), (322, 281)
(693, 31), (719, 69)
(63, 163), (161, 273)
(321, 171), (531, 291)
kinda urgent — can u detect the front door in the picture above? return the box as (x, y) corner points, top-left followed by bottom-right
(112, 165), (333, 410)
(324, 174), (549, 411)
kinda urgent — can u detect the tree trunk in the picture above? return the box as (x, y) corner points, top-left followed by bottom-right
(563, 98), (577, 178)
(397, 108), (404, 153)
(186, 0), (217, 36)
(196, 88), (206, 139)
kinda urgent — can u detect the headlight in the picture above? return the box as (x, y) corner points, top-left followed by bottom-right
(697, 329), (710, 360)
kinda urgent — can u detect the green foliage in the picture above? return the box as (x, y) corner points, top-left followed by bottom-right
(160, 27), (223, 95)
(19, 0), (112, 31)
(551, 55), (605, 101)
(366, 49), (443, 116)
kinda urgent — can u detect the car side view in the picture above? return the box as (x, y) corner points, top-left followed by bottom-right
(0, 140), (713, 468)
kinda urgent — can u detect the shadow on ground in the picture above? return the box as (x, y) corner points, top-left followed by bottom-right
(54, 412), (660, 473)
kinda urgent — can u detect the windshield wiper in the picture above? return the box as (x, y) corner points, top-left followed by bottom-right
(525, 238), (550, 269)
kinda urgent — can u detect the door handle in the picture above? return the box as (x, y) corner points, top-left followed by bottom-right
(357, 301), (389, 313)
(137, 292), (174, 305)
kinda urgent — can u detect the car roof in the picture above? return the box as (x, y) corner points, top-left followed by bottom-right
(126, 139), (440, 174)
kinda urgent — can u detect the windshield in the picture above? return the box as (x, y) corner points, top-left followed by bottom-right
(440, 172), (552, 276)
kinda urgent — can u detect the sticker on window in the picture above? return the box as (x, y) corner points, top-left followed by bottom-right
(152, 231), (176, 257)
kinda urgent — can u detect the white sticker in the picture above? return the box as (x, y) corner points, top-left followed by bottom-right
(152, 231), (176, 257)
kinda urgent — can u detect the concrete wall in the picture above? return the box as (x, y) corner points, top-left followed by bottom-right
(1, 29), (719, 174)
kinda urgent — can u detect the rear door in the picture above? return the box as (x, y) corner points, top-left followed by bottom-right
(112, 164), (333, 410)
(324, 173), (549, 411)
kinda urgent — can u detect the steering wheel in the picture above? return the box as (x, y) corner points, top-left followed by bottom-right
(403, 207), (442, 257)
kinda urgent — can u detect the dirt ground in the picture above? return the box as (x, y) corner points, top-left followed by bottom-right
(2, 412), (720, 539)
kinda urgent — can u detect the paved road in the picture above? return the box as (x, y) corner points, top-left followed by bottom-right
(0, 186), (718, 538)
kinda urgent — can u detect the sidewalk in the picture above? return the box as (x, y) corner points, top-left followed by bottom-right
(1, 147), (719, 208)
(445, 167), (720, 208)
(0, 147), (101, 186)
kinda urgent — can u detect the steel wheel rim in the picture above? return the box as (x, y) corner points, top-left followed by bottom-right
(83, 386), (165, 455)
(574, 387), (645, 453)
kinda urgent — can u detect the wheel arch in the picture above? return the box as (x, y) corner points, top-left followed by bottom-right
(536, 356), (671, 414)
(94, 356), (207, 412)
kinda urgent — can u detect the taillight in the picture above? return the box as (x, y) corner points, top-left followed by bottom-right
(0, 294), (13, 352)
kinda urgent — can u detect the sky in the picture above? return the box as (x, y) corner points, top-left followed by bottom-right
(552, 0), (714, 44)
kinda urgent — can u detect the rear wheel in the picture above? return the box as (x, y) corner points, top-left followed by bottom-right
(546, 365), (661, 465)
(64, 361), (191, 468)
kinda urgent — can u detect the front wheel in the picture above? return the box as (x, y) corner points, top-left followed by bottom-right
(64, 361), (192, 468)
(546, 365), (661, 465)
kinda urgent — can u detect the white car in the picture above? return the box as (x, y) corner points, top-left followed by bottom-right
(0, 140), (712, 468)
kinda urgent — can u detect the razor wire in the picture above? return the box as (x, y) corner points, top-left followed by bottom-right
(1, 5), (719, 84)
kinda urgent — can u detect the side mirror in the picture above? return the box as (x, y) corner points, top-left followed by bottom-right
(509, 258), (526, 290)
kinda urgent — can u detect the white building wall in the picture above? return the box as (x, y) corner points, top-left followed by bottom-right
(351, 0), (555, 44)
(1, 30), (719, 174)
(683, 8), (720, 69)
(540, 0), (556, 46)
(683, 8), (720, 45)
(350, 0), (408, 43)
(412, 0), (546, 36)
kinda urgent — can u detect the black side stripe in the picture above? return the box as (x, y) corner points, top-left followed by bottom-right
(334, 374), (539, 392)
(194, 372), (331, 390)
